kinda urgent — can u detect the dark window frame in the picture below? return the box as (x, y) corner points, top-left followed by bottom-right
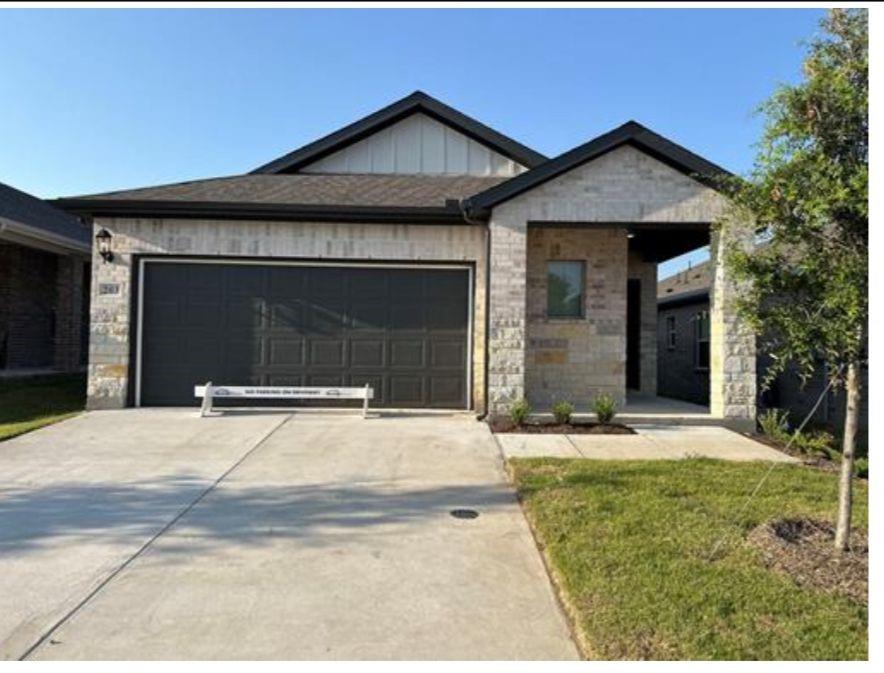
(546, 260), (586, 319)
(694, 309), (710, 371)
(666, 315), (677, 349)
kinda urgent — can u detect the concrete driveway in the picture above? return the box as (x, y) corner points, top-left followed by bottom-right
(0, 409), (577, 660)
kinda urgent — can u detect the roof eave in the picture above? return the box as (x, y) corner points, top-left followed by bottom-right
(53, 198), (482, 226)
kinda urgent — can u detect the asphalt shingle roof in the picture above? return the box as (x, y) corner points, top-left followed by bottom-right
(657, 259), (712, 300)
(0, 181), (89, 245)
(71, 174), (511, 209)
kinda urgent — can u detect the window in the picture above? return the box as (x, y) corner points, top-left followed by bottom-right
(695, 310), (710, 370)
(666, 315), (677, 349)
(547, 261), (584, 318)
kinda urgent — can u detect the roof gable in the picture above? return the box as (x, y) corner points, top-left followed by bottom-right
(251, 91), (547, 175)
(464, 121), (731, 216)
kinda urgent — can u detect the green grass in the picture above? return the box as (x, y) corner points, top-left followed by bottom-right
(0, 374), (86, 441)
(510, 458), (868, 660)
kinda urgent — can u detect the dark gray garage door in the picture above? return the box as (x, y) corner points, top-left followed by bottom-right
(138, 262), (470, 408)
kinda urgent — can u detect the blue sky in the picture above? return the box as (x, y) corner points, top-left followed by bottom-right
(0, 8), (822, 276)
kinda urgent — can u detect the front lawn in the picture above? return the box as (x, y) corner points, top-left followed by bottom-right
(0, 373), (86, 441)
(510, 458), (868, 660)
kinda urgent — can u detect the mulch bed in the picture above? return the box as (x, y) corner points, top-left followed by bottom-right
(747, 518), (868, 605)
(490, 420), (635, 434)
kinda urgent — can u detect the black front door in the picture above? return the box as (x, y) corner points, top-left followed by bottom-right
(139, 261), (470, 408)
(626, 278), (641, 390)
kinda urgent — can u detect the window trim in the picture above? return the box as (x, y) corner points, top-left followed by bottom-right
(665, 315), (677, 350)
(694, 309), (710, 371)
(546, 260), (586, 319)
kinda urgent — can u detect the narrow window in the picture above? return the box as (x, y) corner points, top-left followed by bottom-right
(666, 315), (677, 349)
(695, 310), (710, 370)
(547, 261), (585, 318)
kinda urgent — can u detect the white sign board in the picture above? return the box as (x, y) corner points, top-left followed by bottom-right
(194, 383), (374, 418)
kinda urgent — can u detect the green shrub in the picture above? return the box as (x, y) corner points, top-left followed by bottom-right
(758, 408), (790, 442)
(552, 400), (574, 425)
(509, 398), (531, 426)
(855, 457), (868, 479)
(592, 394), (617, 424)
(792, 430), (836, 458)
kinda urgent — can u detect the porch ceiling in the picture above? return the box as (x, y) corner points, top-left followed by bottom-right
(527, 221), (710, 263)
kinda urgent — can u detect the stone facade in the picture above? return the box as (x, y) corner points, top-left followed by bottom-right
(487, 144), (737, 416)
(709, 223), (757, 429)
(87, 218), (486, 410)
(0, 242), (88, 372)
(525, 226), (628, 409)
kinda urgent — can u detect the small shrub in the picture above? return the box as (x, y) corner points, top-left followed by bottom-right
(854, 457), (868, 479)
(759, 408), (790, 443)
(552, 400), (574, 425)
(592, 394), (617, 424)
(509, 398), (531, 426)
(792, 430), (837, 458)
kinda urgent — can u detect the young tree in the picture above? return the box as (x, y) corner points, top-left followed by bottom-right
(721, 9), (867, 551)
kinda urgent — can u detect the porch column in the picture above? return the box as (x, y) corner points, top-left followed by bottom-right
(487, 210), (528, 416)
(709, 218), (756, 430)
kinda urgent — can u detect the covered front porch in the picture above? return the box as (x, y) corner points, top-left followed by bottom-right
(483, 140), (758, 431)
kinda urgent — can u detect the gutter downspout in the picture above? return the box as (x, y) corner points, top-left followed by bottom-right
(459, 199), (491, 421)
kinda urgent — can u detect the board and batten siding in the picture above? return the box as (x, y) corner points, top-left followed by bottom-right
(301, 113), (527, 177)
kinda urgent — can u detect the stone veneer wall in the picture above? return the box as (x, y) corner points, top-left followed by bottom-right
(487, 144), (752, 421)
(525, 226), (628, 409)
(87, 218), (487, 411)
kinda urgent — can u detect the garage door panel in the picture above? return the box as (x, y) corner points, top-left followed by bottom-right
(390, 339), (425, 368)
(140, 263), (469, 408)
(309, 339), (346, 367)
(269, 338), (304, 366)
(430, 376), (464, 406)
(430, 340), (465, 368)
(390, 376), (424, 406)
(350, 339), (384, 368)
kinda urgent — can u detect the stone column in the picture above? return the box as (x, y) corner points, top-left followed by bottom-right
(709, 218), (756, 430)
(53, 255), (85, 371)
(487, 210), (528, 416)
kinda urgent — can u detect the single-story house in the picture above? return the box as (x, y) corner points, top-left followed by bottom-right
(56, 91), (757, 427)
(658, 260), (868, 440)
(0, 181), (91, 374)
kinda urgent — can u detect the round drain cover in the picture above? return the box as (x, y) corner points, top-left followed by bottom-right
(450, 508), (479, 520)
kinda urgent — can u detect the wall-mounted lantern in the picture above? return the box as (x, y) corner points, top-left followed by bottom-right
(96, 228), (114, 263)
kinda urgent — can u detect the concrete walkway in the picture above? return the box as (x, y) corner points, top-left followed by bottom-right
(1, 410), (577, 660)
(496, 425), (798, 462)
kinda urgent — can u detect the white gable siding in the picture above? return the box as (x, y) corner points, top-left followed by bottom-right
(301, 113), (527, 176)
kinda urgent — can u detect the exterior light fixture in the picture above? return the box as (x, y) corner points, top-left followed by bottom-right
(96, 228), (114, 263)
(626, 230), (636, 239)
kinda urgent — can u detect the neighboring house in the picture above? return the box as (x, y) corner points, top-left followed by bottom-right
(657, 262), (868, 440)
(0, 182), (91, 374)
(56, 91), (756, 427)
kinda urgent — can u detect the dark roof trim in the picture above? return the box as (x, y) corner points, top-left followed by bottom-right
(657, 287), (710, 310)
(250, 91), (548, 174)
(464, 121), (731, 216)
(53, 198), (476, 225)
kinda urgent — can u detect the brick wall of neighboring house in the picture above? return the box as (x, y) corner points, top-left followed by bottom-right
(0, 243), (57, 369)
(86, 218), (487, 410)
(0, 242), (88, 372)
(657, 297), (711, 406)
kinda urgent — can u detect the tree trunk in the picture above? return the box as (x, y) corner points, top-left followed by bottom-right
(834, 360), (861, 551)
